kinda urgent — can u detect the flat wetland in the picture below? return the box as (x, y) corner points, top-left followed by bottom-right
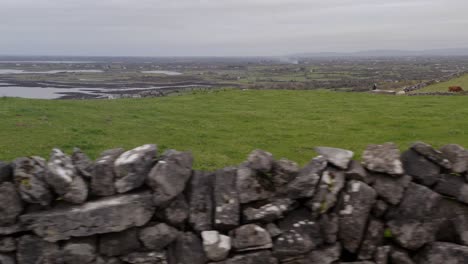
(1, 90), (467, 169)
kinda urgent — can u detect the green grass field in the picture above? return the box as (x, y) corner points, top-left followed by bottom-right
(414, 73), (468, 93)
(1, 90), (467, 169)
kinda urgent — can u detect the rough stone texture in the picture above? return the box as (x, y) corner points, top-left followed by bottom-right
(374, 246), (391, 264)
(372, 200), (389, 218)
(168, 232), (207, 264)
(0, 182), (23, 226)
(306, 243), (341, 264)
(386, 183), (442, 250)
(0, 254), (15, 264)
(401, 149), (440, 186)
(71, 148), (93, 179)
(213, 167), (240, 230)
(265, 223), (282, 238)
(320, 213), (339, 244)
(20, 191), (154, 242)
(273, 230), (314, 260)
(96, 257), (122, 264)
(305, 168), (345, 216)
(156, 194), (189, 227)
(339, 180), (377, 253)
(62, 237), (96, 264)
(0, 237), (15, 253)
(372, 173), (412, 205)
(433, 174), (468, 204)
(0, 224), (26, 236)
(46, 148), (88, 204)
(272, 158), (299, 190)
(213, 251), (277, 264)
(346, 160), (371, 184)
(358, 218), (384, 260)
(0, 161), (12, 183)
(414, 242), (468, 264)
(100, 228), (141, 257)
(201, 231), (231, 262)
(440, 144), (468, 173)
(139, 223), (178, 251)
(114, 144), (157, 193)
(12, 156), (53, 206)
(411, 142), (452, 169)
(362, 143), (404, 175)
(91, 148), (124, 197)
(236, 165), (272, 204)
(16, 235), (61, 264)
(390, 249), (415, 264)
(231, 224), (272, 252)
(148, 150), (193, 206)
(120, 251), (167, 264)
(187, 171), (214, 232)
(315, 146), (354, 169)
(287, 156), (327, 199)
(243, 198), (295, 223)
(246, 149), (274, 173)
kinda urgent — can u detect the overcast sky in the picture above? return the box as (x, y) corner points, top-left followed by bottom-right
(1, 0), (467, 56)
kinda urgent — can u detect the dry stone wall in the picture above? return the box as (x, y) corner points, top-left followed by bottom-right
(1, 142), (468, 264)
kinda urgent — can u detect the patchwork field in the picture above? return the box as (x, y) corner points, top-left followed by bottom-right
(1, 89), (467, 169)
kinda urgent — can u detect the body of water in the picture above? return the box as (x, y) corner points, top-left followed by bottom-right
(0, 69), (103, 74)
(0, 85), (208, 99)
(141, 70), (182, 76)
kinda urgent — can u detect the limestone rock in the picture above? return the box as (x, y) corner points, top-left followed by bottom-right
(187, 171), (214, 232)
(358, 218), (384, 260)
(0, 237), (15, 253)
(114, 144), (157, 193)
(168, 232), (207, 264)
(100, 228), (141, 257)
(231, 224), (272, 252)
(71, 148), (93, 178)
(265, 223), (282, 238)
(20, 191), (154, 242)
(287, 156), (327, 199)
(13, 157), (53, 206)
(433, 174), (468, 204)
(414, 242), (468, 264)
(272, 158), (299, 190)
(371, 173), (412, 205)
(202, 230), (231, 261)
(372, 200), (389, 218)
(236, 165), (272, 204)
(401, 149), (440, 186)
(243, 198), (295, 223)
(273, 230), (314, 260)
(213, 167), (240, 230)
(386, 183), (442, 250)
(440, 144), (468, 173)
(139, 223), (178, 251)
(95, 257), (122, 264)
(374, 246), (391, 264)
(346, 160), (372, 184)
(0, 161), (12, 183)
(16, 235), (62, 264)
(339, 180), (377, 253)
(306, 243), (341, 264)
(305, 168), (345, 216)
(315, 146), (354, 169)
(411, 142), (451, 169)
(320, 213), (339, 244)
(91, 148), (124, 197)
(147, 150), (193, 206)
(120, 252), (167, 264)
(0, 182), (23, 226)
(246, 149), (274, 173)
(46, 148), (88, 204)
(214, 251), (277, 264)
(0, 224), (26, 236)
(155, 195), (189, 227)
(0, 254), (15, 264)
(362, 143), (403, 175)
(390, 249), (415, 264)
(62, 237), (96, 264)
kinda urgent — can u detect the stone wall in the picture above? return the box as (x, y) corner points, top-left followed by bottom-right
(1, 142), (468, 264)
(403, 70), (468, 93)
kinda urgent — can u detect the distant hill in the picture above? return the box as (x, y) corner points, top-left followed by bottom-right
(292, 48), (468, 58)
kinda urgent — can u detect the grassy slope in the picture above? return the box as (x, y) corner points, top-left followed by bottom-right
(415, 73), (468, 93)
(1, 90), (467, 169)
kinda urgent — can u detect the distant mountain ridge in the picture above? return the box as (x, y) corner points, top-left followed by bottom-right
(292, 48), (468, 58)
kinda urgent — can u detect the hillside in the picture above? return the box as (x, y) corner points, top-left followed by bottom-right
(1, 90), (468, 169)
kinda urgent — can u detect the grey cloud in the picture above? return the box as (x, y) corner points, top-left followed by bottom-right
(0, 0), (467, 56)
